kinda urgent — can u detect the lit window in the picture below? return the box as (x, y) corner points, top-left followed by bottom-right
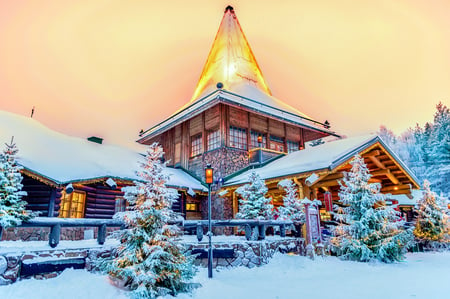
(186, 203), (199, 212)
(229, 126), (247, 150)
(269, 135), (284, 152)
(287, 140), (299, 153)
(191, 135), (203, 157)
(114, 196), (127, 213)
(250, 131), (267, 149)
(207, 130), (221, 151)
(59, 191), (86, 218)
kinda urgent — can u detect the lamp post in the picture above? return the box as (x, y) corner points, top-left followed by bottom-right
(205, 164), (214, 278)
(257, 135), (263, 166)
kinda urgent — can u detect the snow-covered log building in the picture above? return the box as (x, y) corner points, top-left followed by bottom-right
(137, 6), (420, 221)
(0, 111), (206, 222)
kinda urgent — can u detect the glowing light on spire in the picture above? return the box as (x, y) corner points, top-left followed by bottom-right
(191, 6), (272, 102)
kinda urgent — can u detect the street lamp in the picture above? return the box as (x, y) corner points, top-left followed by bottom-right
(257, 135), (263, 166)
(205, 164), (214, 278)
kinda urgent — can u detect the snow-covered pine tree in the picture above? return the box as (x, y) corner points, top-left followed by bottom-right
(277, 179), (305, 223)
(0, 137), (32, 228)
(332, 155), (413, 263)
(235, 171), (273, 220)
(413, 180), (447, 244)
(98, 143), (196, 299)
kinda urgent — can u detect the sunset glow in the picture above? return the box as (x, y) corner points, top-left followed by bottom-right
(0, 0), (449, 146)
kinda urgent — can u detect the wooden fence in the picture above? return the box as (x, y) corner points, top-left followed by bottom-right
(0, 218), (295, 248)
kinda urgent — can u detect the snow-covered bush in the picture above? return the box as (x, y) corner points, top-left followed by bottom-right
(235, 171), (273, 220)
(332, 155), (413, 263)
(0, 138), (33, 228)
(98, 143), (196, 299)
(414, 180), (449, 245)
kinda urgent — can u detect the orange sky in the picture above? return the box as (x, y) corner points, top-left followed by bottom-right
(0, 0), (449, 147)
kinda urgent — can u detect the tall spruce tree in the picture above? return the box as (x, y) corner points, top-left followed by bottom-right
(235, 171), (273, 220)
(414, 180), (447, 244)
(98, 143), (196, 299)
(277, 179), (305, 223)
(0, 138), (32, 228)
(332, 155), (413, 263)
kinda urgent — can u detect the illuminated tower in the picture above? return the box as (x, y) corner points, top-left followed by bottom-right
(138, 6), (337, 218)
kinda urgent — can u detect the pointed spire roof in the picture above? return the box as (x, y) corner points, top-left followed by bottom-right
(191, 5), (272, 102)
(137, 6), (339, 143)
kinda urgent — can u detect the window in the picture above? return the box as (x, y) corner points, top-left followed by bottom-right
(287, 140), (299, 153)
(207, 130), (221, 151)
(191, 135), (203, 157)
(114, 196), (127, 213)
(59, 191), (86, 218)
(186, 203), (199, 212)
(250, 131), (267, 149)
(229, 126), (247, 150)
(269, 135), (284, 152)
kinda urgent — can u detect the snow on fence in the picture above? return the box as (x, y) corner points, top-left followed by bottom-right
(0, 218), (295, 249)
(182, 219), (294, 242)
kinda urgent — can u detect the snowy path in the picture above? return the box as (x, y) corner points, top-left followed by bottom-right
(1, 252), (449, 299)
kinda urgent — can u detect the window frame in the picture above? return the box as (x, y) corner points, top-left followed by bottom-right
(59, 190), (86, 218)
(190, 134), (203, 157)
(229, 126), (248, 150)
(287, 140), (300, 153)
(207, 129), (221, 151)
(250, 130), (267, 149)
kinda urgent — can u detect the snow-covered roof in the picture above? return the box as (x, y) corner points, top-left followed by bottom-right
(138, 87), (337, 142)
(225, 135), (419, 187)
(0, 111), (206, 191)
(387, 189), (422, 206)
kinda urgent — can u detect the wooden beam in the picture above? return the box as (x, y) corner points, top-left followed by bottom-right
(364, 150), (381, 157)
(315, 179), (340, 188)
(381, 184), (411, 193)
(386, 172), (400, 185)
(371, 169), (390, 177)
(369, 156), (386, 170)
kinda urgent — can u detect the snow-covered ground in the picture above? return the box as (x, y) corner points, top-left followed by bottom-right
(1, 252), (449, 299)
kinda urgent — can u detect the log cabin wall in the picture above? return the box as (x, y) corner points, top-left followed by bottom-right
(75, 183), (126, 219)
(22, 175), (62, 217)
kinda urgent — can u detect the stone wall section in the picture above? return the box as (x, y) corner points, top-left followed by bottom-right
(0, 237), (305, 285)
(185, 238), (305, 269)
(190, 147), (248, 221)
(1, 227), (120, 242)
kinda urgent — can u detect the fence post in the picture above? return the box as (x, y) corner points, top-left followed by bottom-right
(49, 224), (61, 248)
(196, 223), (203, 242)
(258, 224), (265, 240)
(97, 224), (107, 245)
(245, 225), (252, 241)
(280, 224), (286, 238)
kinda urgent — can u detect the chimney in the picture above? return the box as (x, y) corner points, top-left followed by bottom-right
(87, 136), (103, 144)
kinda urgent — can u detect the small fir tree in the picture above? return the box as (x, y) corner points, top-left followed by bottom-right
(332, 155), (413, 263)
(0, 137), (32, 228)
(98, 143), (196, 299)
(277, 179), (305, 223)
(235, 171), (273, 220)
(414, 180), (447, 244)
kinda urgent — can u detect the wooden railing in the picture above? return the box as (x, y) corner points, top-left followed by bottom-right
(1, 218), (123, 248)
(1, 218), (296, 248)
(181, 219), (295, 242)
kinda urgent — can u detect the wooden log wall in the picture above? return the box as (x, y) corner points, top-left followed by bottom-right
(77, 184), (124, 219)
(22, 175), (62, 217)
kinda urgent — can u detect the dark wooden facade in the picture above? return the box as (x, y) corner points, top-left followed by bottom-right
(21, 173), (193, 220)
(139, 103), (329, 179)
